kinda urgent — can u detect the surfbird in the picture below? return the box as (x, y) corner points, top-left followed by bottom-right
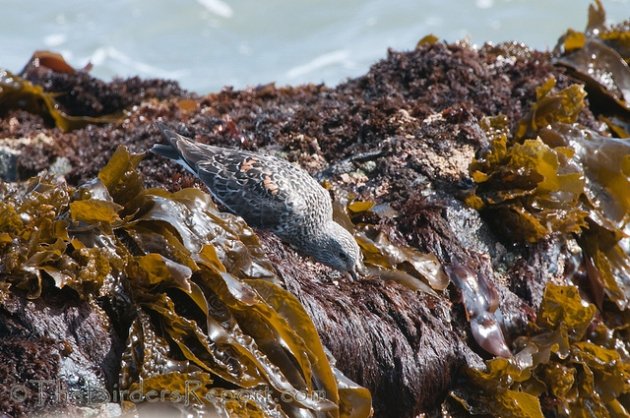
(152, 123), (361, 279)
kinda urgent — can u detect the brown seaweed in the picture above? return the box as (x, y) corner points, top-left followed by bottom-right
(0, 146), (373, 417)
(554, 0), (630, 135)
(467, 75), (630, 310)
(19, 51), (80, 75)
(0, 55), (119, 132)
(459, 6), (630, 412)
(445, 263), (511, 358)
(333, 194), (448, 293)
(447, 284), (630, 417)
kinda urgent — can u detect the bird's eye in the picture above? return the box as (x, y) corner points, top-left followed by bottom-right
(338, 252), (347, 260)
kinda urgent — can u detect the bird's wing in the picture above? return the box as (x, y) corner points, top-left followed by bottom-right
(154, 123), (322, 231)
(196, 151), (303, 230)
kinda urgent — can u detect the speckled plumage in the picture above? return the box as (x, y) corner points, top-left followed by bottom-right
(152, 123), (361, 277)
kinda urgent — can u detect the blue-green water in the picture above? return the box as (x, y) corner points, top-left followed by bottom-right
(1, 0), (628, 93)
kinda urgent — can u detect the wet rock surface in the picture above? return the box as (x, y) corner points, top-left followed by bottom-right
(0, 291), (119, 417)
(0, 30), (626, 417)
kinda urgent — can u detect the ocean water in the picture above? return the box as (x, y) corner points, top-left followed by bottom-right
(1, 0), (628, 93)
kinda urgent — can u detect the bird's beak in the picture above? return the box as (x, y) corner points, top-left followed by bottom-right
(349, 268), (358, 281)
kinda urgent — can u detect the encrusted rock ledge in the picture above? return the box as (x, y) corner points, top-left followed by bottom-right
(1, 4), (629, 417)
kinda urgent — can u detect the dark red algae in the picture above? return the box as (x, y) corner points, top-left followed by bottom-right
(1, 2), (629, 417)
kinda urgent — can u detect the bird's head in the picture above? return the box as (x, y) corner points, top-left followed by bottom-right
(312, 222), (362, 279)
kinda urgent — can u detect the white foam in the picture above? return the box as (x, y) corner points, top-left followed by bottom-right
(43, 33), (67, 47)
(196, 0), (233, 18)
(87, 46), (188, 79)
(475, 0), (494, 9)
(287, 50), (351, 79)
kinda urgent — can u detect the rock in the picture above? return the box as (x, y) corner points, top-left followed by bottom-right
(0, 39), (613, 417)
(0, 145), (18, 181)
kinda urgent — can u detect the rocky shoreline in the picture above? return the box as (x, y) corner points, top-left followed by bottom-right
(1, 3), (629, 417)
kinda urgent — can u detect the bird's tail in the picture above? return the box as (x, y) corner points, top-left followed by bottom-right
(151, 143), (181, 161)
(151, 122), (197, 175)
(154, 122), (180, 147)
